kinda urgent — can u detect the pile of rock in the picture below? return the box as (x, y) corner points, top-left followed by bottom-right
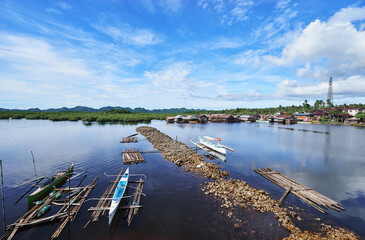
(136, 126), (229, 180)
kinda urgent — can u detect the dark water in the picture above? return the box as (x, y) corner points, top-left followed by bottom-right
(0, 119), (364, 239)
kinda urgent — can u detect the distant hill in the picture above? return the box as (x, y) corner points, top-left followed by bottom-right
(0, 106), (204, 113)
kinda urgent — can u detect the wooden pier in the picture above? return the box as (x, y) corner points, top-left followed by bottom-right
(84, 169), (144, 228)
(254, 168), (344, 213)
(122, 148), (145, 165)
(1, 177), (98, 240)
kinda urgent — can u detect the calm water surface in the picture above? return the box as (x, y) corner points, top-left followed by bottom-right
(0, 119), (364, 239)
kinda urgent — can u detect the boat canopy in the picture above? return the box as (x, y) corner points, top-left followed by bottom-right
(203, 136), (216, 141)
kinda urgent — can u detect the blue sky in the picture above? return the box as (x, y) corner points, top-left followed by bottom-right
(0, 0), (365, 109)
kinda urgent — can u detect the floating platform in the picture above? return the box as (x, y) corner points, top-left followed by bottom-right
(122, 148), (145, 165)
(120, 137), (138, 143)
(254, 168), (344, 213)
(1, 177), (98, 240)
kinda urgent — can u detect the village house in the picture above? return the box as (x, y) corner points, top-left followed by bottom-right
(274, 115), (297, 124)
(166, 116), (174, 123)
(239, 115), (256, 122)
(294, 113), (313, 121)
(310, 110), (328, 121)
(183, 115), (199, 123)
(173, 115), (184, 123)
(347, 108), (363, 116)
(196, 114), (208, 123)
(210, 114), (235, 123)
(345, 117), (361, 124)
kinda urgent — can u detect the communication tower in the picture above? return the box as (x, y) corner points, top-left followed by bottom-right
(327, 77), (333, 106)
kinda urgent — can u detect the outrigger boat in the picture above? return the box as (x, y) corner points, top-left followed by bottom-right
(199, 136), (227, 155)
(109, 168), (129, 225)
(190, 136), (234, 159)
(25, 164), (74, 204)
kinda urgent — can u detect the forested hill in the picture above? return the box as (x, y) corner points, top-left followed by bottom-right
(0, 106), (203, 113)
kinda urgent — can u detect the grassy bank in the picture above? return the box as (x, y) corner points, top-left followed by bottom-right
(0, 111), (172, 123)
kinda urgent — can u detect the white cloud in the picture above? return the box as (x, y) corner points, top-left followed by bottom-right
(198, 0), (255, 24)
(134, 0), (183, 13)
(143, 63), (193, 91)
(57, 2), (72, 10)
(0, 34), (91, 79)
(209, 37), (245, 49)
(276, 75), (365, 99)
(266, 6), (365, 75)
(96, 25), (162, 46)
(217, 90), (262, 101)
(234, 49), (264, 66)
(276, 0), (291, 10)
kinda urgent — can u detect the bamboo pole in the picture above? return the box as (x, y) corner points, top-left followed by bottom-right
(30, 151), (37, 179)
(0, 160), (6, 232)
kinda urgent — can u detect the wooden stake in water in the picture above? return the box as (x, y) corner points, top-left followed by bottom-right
(30, 151), (37, 179)
(0, 160), (6, 232)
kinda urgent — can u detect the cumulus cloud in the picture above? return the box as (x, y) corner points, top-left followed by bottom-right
(266, 7), (365, 74)
(258, 6), (365, 100)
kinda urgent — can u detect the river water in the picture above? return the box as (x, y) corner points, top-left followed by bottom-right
(0, 119), (364, 239)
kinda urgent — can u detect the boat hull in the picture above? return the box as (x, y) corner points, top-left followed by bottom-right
(109, 168), (129, 225)
(26, 165), (74, 204)
(199, 137), (226, 155)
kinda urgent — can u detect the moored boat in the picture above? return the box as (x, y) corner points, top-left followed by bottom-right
(109, 168), (129, 225)
(26, 164), (74, 204)
(199, 136), (227, 155)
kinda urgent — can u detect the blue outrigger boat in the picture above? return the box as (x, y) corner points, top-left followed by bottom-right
(109, 168), (129, 225)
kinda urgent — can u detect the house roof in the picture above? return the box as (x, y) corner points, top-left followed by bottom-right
(294, 113), (311, 116)
(211, 114), (233, 119)
(275, 115), (292, 118)
(184, 115), (198, 119)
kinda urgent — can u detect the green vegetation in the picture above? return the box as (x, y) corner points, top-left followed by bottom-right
(356, 112), (365, 121)
(0, 111), (171, 123)
(1, 101), (364, 123)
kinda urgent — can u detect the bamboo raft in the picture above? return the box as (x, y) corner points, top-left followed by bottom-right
(83, 169), (124, 228)
(84, 170), (144, 228)
(254, 168), (344, 213)
(1, 177), (98, 240)
(121, 148), (145, 165)
(120, 137), (138, 143)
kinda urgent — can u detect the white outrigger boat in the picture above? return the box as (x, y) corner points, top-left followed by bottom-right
(190, 136), (234, 160)
(199, 136), (227, 155)
(109, 168), (129, 225)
